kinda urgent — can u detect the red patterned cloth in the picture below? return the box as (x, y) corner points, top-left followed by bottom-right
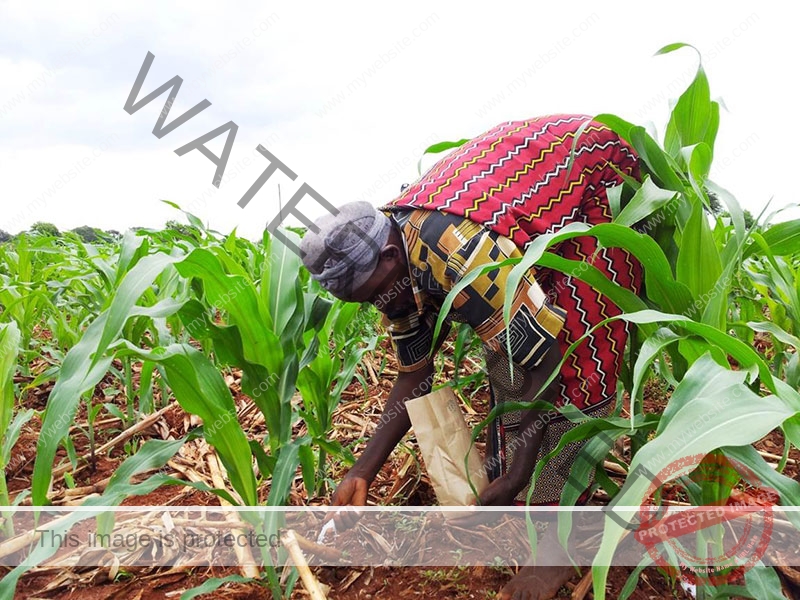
(384, 114), (643, 414)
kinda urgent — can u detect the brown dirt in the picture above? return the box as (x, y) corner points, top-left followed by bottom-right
(9, 564), (699, 599)
(5, 339), (793, 600)
(308, 564), (703, 599)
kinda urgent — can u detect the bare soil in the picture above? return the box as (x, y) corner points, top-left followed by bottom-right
(5, 341), (797, 600)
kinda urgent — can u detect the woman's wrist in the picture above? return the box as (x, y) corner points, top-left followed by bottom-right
(505, 462), (534, 495)
(348, 459), (378, 484)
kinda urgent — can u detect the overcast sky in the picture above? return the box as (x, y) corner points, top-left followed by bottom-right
(0, 1), (796, 239)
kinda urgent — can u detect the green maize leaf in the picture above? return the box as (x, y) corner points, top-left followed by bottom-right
(318, 438), (355, 465)
(467, 399), (654, 499)
(281, 343), (301, 408)
(161, 199), (182, 211)
(510, 413), (657, 571)
(307, 295), (334, 333)
(94, 253), (182, 371)
(686, 450), (739, 507)
(754, 218), (800, 257)
(120, 343), (258, 506)
(250, 439), (276, 478)
(185, 211), (205, 233)
(676, 337), (727, 369)
(613, 175), (677, 228)
(498, 303), (780, 444)
(654, 42), (696, 56)
(161, 200), (207, 234)
(432, 237), (653, 370)
(430, 255), (514, 358)
(663, 49), (713, 159)
(297, 372), (326, 438)
(176, 299), (278, 438)
(416, 138), (470, 174)
(787, 353), (800, 391)
(783, 413), (800, 455)
(128, 297), (187, 319)
(592, 355), (799, 600)
(705, 100), (721, 156)
(618, 554), (654, 600)
(676, 199), (722, 302)
(526, 413), (660, 492)
(743, 566), (785, 600)
(607, 184), (624, 219)
(1, 409), (33, 469)
(330, 300), (360, 340)
(747, 320), (800, 349)
(280, 280), (307, 353)
(775, 379), (800, 451)
(589, 111), (670, 191)
(592, 112), (636, 141)
(468, 307), (760, 455)
(501, 223), (586, 341)
(180, 576), (256, 600)
(316, 437), (350, 459)
(105, 435), (197, 494)
(556, 432), (622, 554)
(252, 439), (304, 570)
(0, 290), (54, 326)
(682, 143), (712, 200)
(629, 327), (686, 419)
(202, 243), (251, 281)
(537, 252), (650, 318)
(298, 443), (316, 495)
(627, 125), (686, 192)
(620, 310), (775, 391)
(746, 236), (800, 325)
(594, 459), (620, 499)
(567, 118), (597, 178)
(700, 258), (740, 331)
(333, 335), (378, 398)
(265, 228), (303, 335)
(177, 248), (273, 366)
(506, 222), (692, 322)
(137, 360), (156, 413)
(429, 262), (493, 351)
(223, 228), (239, 254)
(115, 229), (148, 285)
(708, 586), (756, 599)
(722, 444), (800, 529)
(0, 321), (21, 436)
(299, 335), (321, 372)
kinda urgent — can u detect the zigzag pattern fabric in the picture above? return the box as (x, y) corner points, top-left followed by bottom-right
(385, 114), (643, 414)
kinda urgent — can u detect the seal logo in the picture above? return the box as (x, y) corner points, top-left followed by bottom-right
(633, 453), (778, 586)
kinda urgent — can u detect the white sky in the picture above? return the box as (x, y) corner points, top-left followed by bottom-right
(1, 1), (796, 239)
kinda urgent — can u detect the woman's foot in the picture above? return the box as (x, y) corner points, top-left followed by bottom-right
(498, 565), (578, 600)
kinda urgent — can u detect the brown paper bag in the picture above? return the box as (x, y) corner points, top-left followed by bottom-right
(406, 387), (488, 509)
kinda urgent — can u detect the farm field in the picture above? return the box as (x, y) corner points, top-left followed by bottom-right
(2, 46), (800, 600)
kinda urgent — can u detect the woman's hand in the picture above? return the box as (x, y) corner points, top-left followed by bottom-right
(447, 475), (522, 528)
(330, 474), (370, 530)
(476, 474), (522, 507)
